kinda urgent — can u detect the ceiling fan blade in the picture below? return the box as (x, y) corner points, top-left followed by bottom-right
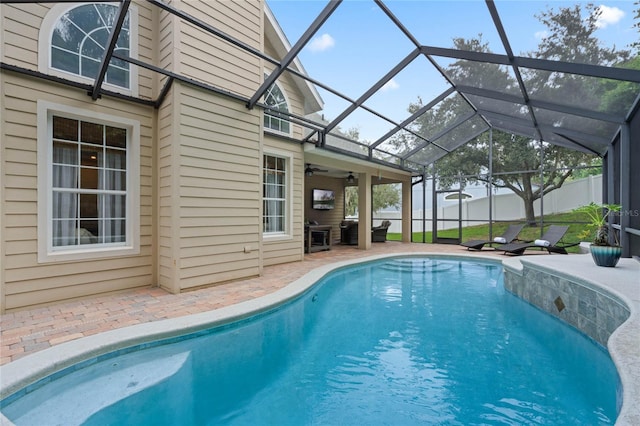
(306, 164), (328, 173)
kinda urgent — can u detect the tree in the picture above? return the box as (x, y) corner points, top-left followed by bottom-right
(342, 126), (401, 217)
(631, 1), (640, 54)
(373, 184), (400, 213)
(431, 130), (595, 224)
(393, 4), (630, 224)
(533, 4), (626, 64)
(569, 156), (602, 180)
(345, 186), (358, 216)
(600, 56), (640, 114)
(527, 4), (630, 114)
(344, 184), (400, 217)
(600, 1), (640, 120)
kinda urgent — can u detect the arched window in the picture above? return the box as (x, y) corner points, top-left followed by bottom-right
(45, 3), (133, 90)
(263, 82), (291, 134)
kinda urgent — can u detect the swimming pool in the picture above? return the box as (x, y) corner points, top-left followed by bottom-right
(0, 257), (619, 425)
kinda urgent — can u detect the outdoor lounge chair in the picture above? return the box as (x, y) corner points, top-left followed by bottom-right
(460, 224), (525, 250)
(499, 225), (573, 255)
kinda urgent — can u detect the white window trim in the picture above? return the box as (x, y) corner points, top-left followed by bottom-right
(37, 100), (140, 263)
(263, 74), (292, 137)
(38, 2), (139, 97)
(263, 150), (293, 241)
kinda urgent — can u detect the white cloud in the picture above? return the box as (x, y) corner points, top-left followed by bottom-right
(594, 5), (625, 29)
(381, 78), (399, 91)
(534, 30), (548, 40)
(308, 33), (335, 52)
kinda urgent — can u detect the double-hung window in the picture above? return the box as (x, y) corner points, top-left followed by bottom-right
(51, 116), (127, 247)
(38, 101), (139, 262)
(263, 154), (288, 235)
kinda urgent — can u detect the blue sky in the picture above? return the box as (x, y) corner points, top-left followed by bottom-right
(266, 0), (638, 142)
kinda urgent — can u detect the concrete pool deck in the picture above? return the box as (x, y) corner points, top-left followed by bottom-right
(0, 242), (638, 424)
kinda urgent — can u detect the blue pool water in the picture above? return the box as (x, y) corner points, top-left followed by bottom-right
(1, 257), (619, 425)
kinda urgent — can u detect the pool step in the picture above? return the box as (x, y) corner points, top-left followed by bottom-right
(379, 259), (455, 273)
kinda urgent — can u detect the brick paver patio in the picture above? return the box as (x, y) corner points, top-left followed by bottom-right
(0, 242), (534, 365)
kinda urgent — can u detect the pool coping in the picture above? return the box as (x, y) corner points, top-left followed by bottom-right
(0, 252), (638, 425)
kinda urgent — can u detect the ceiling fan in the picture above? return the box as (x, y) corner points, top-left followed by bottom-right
(305, 163), (327, 176)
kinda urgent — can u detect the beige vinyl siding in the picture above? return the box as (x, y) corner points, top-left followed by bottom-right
(0, 3), (44, 67)
(157, 93), (178, 293)
(158, 4), (176, 71)
(136, 0), (156, 100)
(2, 77), (41, 313)
(177, 0), (261, 99)
(179, 31), (260, 97)
(305, 175), (347, 242)
(1, 74), (154, 312)
(180, 0), (261, 50)
(176, 0), (264, 51)
(285, 85), (306, 140)
(262, 136), (305, 266)
(156, 4), (178, 293)
(175, 83), (262, 291)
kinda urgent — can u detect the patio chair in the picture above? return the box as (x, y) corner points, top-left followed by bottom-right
(499, 225), (574, 255)
(340, 220), (358, 245)
(372, 220), (391, 242)
(460, 224), (525, 250)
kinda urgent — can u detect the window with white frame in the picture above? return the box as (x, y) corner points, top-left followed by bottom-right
(38, 101), (139, 262)
(52, 3), (130, 88)
(51, 115), (128, 247)
(40, 3), (137, 93)
(263, 82), (291, 134)
(263, 154), (288, 235)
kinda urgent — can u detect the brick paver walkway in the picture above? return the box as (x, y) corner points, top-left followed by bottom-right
(0, 242), (524, 365)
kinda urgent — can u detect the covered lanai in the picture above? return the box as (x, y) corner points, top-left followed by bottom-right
(263, 0), (640, 257)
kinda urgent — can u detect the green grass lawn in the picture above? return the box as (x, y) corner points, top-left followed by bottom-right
(386, 211), (589, 253)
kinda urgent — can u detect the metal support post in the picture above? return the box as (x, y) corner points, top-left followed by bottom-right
(539, 140), (545, 237)
(619, 125), (631, 256)
(422, 170), (427, 243)
(488, 129), (493, 240)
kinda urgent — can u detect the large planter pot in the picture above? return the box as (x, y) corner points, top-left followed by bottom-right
(589, 244), (622, 267)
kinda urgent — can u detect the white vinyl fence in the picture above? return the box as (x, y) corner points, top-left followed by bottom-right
(374, 175), (602, 233)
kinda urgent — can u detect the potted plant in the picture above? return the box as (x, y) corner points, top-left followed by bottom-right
(574, 202), (622, 267)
